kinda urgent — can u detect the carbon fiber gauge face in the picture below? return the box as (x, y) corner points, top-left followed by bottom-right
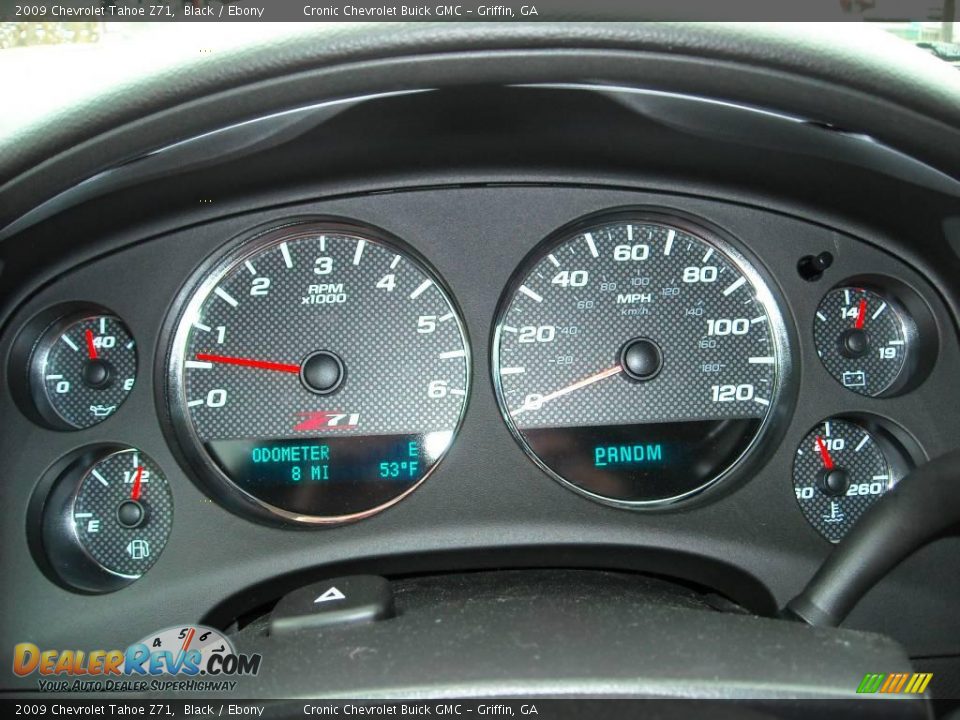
(168, 222), (469, 524)
(29, 314), (137, 429)
(814, 287), (911, 397)
(70, 450), (173, 578)
(793, 419), (897, 543)
(493, 213), (788, 506)
(40, 446), (173, 593)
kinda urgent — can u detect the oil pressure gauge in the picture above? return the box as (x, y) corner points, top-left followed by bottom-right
(40, 446), (173, 593)
(25, 311), (138, 429)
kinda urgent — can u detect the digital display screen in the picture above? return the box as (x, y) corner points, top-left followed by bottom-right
(594, 443), (664, 468)
(522, 419), (761, 502)
(207, 434), (428, 516)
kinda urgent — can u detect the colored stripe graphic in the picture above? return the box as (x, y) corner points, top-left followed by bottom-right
(857, 673), (933, 694)
(880, 673), (908, 693)
(857, 674), (885, 693)
(904, 673), (933, 694)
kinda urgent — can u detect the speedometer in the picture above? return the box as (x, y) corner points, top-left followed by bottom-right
(493, 211), (790, 507)
(166, 220), (469, 525)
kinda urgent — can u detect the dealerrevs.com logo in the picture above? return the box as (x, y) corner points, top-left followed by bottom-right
(12, 625), (262, 693)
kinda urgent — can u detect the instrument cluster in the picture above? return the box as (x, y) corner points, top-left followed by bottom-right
(4, 199), (943, 594)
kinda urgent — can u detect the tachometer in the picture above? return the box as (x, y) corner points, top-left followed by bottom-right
(493, 211), (790, 506)
(166, 221), (469, 525)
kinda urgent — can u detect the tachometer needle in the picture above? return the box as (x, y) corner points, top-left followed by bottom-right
(854, 298), (867, 329)
(131, 465), (144, 501)
(85, 329), (98, 359)
(815, 436), (835, 470)
(180, 627), (195, 653)
(512, 365), (623, 416)
(195, 353), (300, 374)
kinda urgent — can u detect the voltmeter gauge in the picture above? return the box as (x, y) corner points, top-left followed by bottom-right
(813, 287), (913, 397)
(792, 419), (905, 543)
(41, 447), (173, 593)
(27, 312), (137, 429)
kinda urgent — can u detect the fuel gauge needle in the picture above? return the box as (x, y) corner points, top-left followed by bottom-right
(130, 465), (144, 502)
(512, 365), (622, 416)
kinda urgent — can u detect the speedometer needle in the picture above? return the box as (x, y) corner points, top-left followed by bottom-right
(195, 353), (300, 374)
(512, 365), (623, 416)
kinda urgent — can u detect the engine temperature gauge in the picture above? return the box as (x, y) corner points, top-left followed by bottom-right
(792, 419), (904, 543)
(41, 447), (173, 593)
(813, 287), (913, 397)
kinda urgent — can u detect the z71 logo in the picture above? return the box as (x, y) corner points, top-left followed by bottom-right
(293, 411), (359, 431)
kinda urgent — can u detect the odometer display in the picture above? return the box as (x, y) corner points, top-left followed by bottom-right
(167, 221), (469, 524)
(494, 212), (788, 506)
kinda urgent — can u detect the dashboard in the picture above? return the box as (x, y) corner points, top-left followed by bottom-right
(2, 24), (960, 702)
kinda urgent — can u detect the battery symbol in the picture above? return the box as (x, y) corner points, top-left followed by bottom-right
(841, 371), (866, 388)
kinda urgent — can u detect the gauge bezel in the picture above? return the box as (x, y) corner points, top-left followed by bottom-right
(7, 304), (138, 431)
(791, 414), (921, 543)
(27, 312), (137, 430)
(33, 445), (171, 594)
(64, 448), (163, 583)
(162, 217), (472, 527)
(491, 207), (794, 509)
(813, 276), (936, 398)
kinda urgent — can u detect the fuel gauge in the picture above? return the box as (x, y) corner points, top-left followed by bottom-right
(40, 447), (173, 593)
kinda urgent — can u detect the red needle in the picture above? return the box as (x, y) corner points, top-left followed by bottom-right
(85, 329), (98, 359)
(815, 436), (835, 470)
(180, 627), (196, 653)
(854, 298), (867, 329)
(196, 353), (300, 374)
(131, 465), (144, 501)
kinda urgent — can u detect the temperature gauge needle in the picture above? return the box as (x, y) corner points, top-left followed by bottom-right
(854, 298), (867, 329)
(513, 365), (623, 416)
(195, 353), (300, 374)
(131, 465), (144, 501)
(815, 436), (835, 470)
(85, 329), (98, 359)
